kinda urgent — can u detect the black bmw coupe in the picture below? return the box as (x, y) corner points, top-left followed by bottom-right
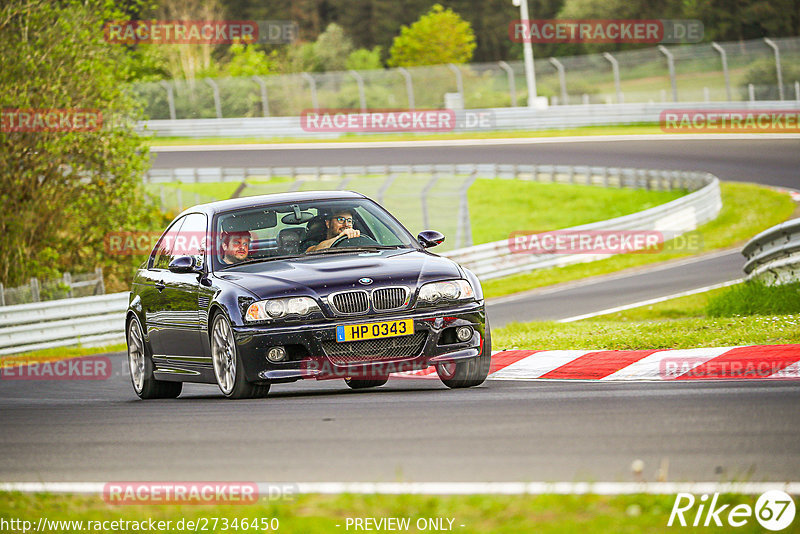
(126, 191), (490, 399)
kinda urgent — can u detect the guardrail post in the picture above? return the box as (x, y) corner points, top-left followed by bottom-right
(795, 81), (800, 101)
(159, 80), (176, 120)
(397, 67), (415, 110)
(548, 57), (568, 105)
(711, 42), (732, 101)
(447, 64), (464, 106)
(498, 61), (517, 107)
(764, 38), (785, 101)
(204, 78), (223, 119)
(658, 45), (678, 102)
(349, 70), (367, 112)
(748, 84), (755, 101)
(602, 52), (623, 104)
(95, 268), (105, 295)
(302, 73), (319, 111)
(63, 272), (73, 298)
(252, 76), (270, 117)
(30, 278), (40, 303)
(0, 282), (5, 306)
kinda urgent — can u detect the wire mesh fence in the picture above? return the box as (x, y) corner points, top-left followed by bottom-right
(0, 268), (105, 306)
(130, 37), (800, 120)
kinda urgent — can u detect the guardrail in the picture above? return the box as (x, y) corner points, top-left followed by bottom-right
(442, 170), (721, 280)
(139, 101), (800, 138)
(0, 293), (128, 356)
(742, 218), (800, 284)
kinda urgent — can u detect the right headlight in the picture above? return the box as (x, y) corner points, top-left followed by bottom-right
(417, 279), (475, 304)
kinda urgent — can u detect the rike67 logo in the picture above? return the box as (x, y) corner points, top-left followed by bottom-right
(668, 491), (795, 530)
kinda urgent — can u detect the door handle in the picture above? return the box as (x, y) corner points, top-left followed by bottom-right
(155, 282), (166, 292)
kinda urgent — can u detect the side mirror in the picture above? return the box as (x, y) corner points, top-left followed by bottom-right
(168, 255), (200, 273)
(418, 230), (445, 248)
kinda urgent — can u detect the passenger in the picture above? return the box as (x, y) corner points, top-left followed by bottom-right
(220, 230), (252, 265)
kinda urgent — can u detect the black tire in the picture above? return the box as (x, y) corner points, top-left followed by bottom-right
(436, 321), (491, 389)
(127, 317), (182, 400)
(344, 376), (389, 389)
(211, 313), (270, 399)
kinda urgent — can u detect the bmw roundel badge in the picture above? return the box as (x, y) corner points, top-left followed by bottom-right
(359, 277), (373, 285)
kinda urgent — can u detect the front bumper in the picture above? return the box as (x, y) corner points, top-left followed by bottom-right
(232, 301), (486, 383)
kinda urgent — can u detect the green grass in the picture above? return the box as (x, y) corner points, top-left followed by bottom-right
(494, 315), (800, 351)
(468, 181), (683, 244)
(482, 182), (795, 299)
(144, 123), (668, 145)
(0, 492), (779, 533)
(707, 281), (800, 317)
(0, 343), (125, 368)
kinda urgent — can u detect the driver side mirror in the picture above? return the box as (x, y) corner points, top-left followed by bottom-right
(418, 230), (445, 248)
(168, 255), (202, 273)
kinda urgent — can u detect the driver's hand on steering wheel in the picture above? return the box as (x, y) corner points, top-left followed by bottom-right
(338, 228), (360, 239)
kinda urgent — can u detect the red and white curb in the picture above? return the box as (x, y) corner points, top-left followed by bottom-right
(395, 345), (800, 381)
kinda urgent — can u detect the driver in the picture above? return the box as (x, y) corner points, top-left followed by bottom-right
(305, 209), (360, 252)
(220, 230), (252, 265)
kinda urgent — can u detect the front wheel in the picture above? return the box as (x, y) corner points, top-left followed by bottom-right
(127, 317), (182, 400)
(436, 322), (491, 389)
(211, 313), (270, 399)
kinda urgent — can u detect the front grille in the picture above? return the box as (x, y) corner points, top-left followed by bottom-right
(330, 291), (369, 314)
(322, 332), (427, 365)
(372, 287), (407, 311)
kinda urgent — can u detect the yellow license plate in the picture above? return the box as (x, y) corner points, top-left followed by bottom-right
(336, 319), (414, 342)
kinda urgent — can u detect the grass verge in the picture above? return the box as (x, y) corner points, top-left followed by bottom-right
(482, 182), (795, 299)
(0, 492), (775, 533)
(0, 343), (125, 368)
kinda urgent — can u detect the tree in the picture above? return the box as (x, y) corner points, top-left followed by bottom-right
(314, 23), (354, 71)
(0, 0), (161, 289)
(345, 47), (383, 70)
(387, 4), (476, 67)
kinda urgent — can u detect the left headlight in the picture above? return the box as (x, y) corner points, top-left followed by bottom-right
(245, 297), (320, 321)
(417, 279), (475, 304)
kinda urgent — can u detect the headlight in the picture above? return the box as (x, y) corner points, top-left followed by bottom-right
(417, 280), (475, 304)
(246, 297), (319, 321)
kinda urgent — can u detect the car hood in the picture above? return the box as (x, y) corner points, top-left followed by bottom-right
(215, 249), (462, 300)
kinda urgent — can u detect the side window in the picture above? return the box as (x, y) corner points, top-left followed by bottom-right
(151, 217), (186, 270)
(175, 213), (208, 269)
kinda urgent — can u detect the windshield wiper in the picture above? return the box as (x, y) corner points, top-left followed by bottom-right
(306, 245), (404, 255)
(217, 254), (302, 269)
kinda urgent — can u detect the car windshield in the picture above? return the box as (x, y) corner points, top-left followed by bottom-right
(213, 198), (419, 270)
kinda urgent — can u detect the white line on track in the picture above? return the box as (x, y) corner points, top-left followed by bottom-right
(149, 133), (800, 152)
(2, 481), (799, 495)
(557, 278), (743, 323)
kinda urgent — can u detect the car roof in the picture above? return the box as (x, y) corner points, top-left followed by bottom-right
(175, 190), (368, 217)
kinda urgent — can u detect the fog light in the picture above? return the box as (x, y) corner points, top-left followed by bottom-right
(456, 326), (473, 342)
(266, 346), (287, 362)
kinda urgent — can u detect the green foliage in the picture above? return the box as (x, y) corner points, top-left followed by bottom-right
(345, 47), (384, 71)
(314, 23), (354, 72)
(739, 58), (800, 100)
(0, 0), (164, 290)
(224, 41), (277, 77)
(706, 280), (800, 317)
(388, 4), (476, 67)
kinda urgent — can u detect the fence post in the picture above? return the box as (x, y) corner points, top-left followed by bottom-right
(764, 38), (784, 101)
(203, 78), (223, 119)
(349, 70), (367, 112)
(177, 188), (183, 211)
(795, 81), (800, 102)
(711, 42), (732, 101)
(252, 75), (270, 117)
(302, 73), (319, 111)
(63, 272), (73, 298)
(30, 278), (40, 302)
(456, 170), (479, 248)
(497, 61), (517, 107)
(602, 52), (623, 104)
(548, 57), (568, 105)
(420, 175), (440, 229)
(159, 80), (176, 120)
(658, 45), (678, 102)
(95, 267), (105, 295)
(447, 64), (464, 105)
(397, 67), (415, 110)
(0, 282), (4, 306)
(748, 83), (755, 101)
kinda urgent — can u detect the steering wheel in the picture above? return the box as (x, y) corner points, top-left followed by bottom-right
(330, 234), (380, 248)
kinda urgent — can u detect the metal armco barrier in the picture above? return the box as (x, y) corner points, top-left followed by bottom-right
(442, 170), (721, 280)
(742, 218), (800, 284)
(139, 101), (800, 138)
(0, 293), (128, 356)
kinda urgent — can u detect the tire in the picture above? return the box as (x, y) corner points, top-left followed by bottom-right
(127, 317), (182, 400)
(436, 321), (491, 389)
(211, 312), (270, 399)
(344, 376), (389, 389)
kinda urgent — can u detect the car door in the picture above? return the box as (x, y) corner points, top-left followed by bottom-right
(159, 213), (210, 364)
(145, 216), (186, 358)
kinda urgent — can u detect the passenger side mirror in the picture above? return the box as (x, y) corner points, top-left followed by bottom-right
(168, 255), (201, 273)
(418, 230), (445, 248)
